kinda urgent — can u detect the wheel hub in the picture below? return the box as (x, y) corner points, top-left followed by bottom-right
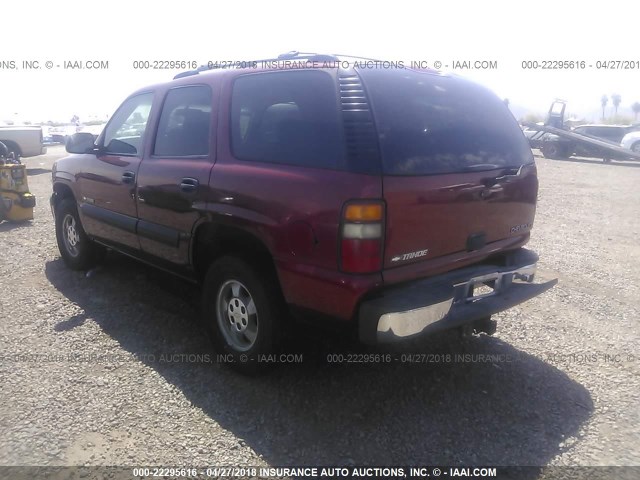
(227, 297), (249, 332)
(216, 279), (258, 351)
(67, 224), (79, 246)
(62, 214), (80, 256)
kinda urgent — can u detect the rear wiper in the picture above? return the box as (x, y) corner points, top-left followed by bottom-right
(483, 165), (525, 186)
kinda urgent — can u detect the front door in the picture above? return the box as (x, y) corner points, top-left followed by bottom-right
(77, 92), (154, 251)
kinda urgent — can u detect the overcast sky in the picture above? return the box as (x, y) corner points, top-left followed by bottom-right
(2, 0), (638, 122)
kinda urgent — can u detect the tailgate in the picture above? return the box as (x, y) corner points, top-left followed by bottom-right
(358, 67), (537, 275)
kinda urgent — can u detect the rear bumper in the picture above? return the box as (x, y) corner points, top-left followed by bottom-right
(359, 248), (557, 344)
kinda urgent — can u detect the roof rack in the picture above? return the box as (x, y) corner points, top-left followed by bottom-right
(173, 51), (341, 79)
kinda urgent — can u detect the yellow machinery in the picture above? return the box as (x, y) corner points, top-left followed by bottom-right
(0, 163), (36, 222)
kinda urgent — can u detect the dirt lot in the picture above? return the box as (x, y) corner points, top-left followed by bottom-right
(1, 146), (639, 472)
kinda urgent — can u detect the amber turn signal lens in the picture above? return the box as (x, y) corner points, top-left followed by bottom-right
(344, 203), (383, 222)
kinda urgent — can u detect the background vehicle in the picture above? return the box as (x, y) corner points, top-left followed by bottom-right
(621, 131), (640, 153)
(524, 101), (640, 162)
(573, 124), (640, 144)
(51, 52), (556, 372)
(0, 125), (47, 158)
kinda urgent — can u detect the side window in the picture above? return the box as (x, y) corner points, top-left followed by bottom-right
(154, 85), (212, 157)
(103, 93), (153, 155)
(231, 71), (345, 169)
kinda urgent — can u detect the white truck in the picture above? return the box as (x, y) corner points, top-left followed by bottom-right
(0, 126), (47, 158)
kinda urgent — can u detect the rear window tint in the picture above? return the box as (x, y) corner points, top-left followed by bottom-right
(231, 71), (346, 170)
(359, 69), (533, 175)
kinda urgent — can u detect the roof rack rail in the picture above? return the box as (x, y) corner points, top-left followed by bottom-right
(173, 51), (340, 79)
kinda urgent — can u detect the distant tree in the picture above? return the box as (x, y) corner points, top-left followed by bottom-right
(521, 113), (543, 124)
(601, 95), (608, 120)
(606, 115), (634, 125)
(632, 102), (640, 121)
(611, 94), (622, 116)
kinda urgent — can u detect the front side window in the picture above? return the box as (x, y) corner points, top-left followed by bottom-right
(231, 71), (345, 169)
(103, 93), (153, 155)
(154, 85), (212, 157)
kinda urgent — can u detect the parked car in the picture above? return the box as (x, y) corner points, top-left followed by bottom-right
(621, 131), (640, 153)
(51, 53), (556, 372)
(572, 124), (640, 144)
(0, 125), (47, 158)
(48, 125), (79, 144)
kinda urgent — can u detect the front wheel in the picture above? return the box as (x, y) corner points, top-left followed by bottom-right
(631, 141), (640, 153)
(55, 198), (105, 270)
(202, 256), (285, 374)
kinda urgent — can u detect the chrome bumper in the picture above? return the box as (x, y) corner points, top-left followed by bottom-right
(358, 249), (557, 344)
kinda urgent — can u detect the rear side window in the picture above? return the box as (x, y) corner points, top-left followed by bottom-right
(231, 71), (345, 169)
(359, 69), (533, 175)
(154, 85), (212, 157)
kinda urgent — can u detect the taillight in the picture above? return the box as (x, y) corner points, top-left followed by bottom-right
(340, 200), (385, 273)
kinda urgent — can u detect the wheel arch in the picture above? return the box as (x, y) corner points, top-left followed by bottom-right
(0, 140), (22, 156)
(191, 222), (279, 284)
(51, 181), (76, 211)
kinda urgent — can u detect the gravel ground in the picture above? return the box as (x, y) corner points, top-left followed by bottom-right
(0, 146), (639, 473)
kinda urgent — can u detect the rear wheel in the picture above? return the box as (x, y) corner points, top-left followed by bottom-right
(631, 141), (640, 153)
(1, 142), (21, 163)
(202, 256), (285, 374)
(459, 316), (497, 337)
(472, 316), (497, 335)
(541, 142), (569, 160)
(55, 198), (105, 270)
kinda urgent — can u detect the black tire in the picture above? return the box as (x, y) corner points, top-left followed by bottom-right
(202, 256), (285, 374)
(3, 142), (21, 162)
(541, 142), (569, 160)
(631, 141), (640, 153)
(473, 316), (497, 336)
(55, 198), (105, 270)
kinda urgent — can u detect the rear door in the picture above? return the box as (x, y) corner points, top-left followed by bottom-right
(136, 84), (216, 266)
(358, 69), (537, 278)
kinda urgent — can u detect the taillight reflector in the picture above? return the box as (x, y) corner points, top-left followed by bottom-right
(340, 201), (384, 274)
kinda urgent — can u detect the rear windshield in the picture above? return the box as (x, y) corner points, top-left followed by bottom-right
(359, 68), (533, 175)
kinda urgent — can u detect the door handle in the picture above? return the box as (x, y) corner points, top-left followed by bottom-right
(180, 177), (199, 193)
(122, 171), (136, 184)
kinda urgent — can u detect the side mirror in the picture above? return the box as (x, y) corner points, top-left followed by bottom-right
(66, 132), (97, 154)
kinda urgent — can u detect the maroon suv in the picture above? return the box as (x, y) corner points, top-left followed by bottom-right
(51, 52), (556, 371)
